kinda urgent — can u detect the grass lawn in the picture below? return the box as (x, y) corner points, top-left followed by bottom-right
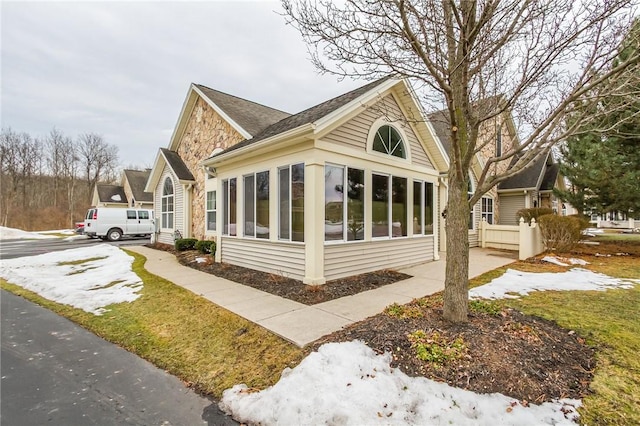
(469, 248), (640, 425)
(1, 250), (304, 398)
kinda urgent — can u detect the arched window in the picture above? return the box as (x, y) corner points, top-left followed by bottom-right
(161, 177), (174, 229)
(372, 125), (406, 159)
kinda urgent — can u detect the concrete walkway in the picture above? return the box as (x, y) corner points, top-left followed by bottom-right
(127, 246), (515, 347)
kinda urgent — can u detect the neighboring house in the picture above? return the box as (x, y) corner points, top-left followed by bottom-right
(146, 77), (449, 284)
(427, 101), (519, 248)
(497, 153), (572, 224)
(91, 169), (153, 209)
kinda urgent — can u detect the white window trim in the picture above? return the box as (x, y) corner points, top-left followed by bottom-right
(222, 177), (237, 237)
(366, 117), (412, 164)
(413, 180), (435, 236)
(278, 163), (304, 243)
(324, 163), (366, 244)
(481, 196), (494, 225)
(243, 170), (270, 239)
(206, 190), (217, 232)
(371, 172), (410, 240)
(161, 176), (174, 230)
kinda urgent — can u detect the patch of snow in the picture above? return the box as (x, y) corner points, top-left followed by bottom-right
(0, 245), (143, 315)
(194, 257), (207, 263)
(111, 194), (122, 201)
(39, 229), (75, 235)
(582, 228), (604, 235)
(470, 268), (638, 300)
(0, 226), (58, 240)
(220, 341), (581, 425)
(542, 256), (589, 266)
(63, 235), (89, 241)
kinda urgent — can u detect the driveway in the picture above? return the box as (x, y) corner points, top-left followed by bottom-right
(1, 290), (236, 426)
(0, 236), (149, 260)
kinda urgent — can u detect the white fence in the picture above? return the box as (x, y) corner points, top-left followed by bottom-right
(596, 218), (637, 229)
(479, 218), (544, 260)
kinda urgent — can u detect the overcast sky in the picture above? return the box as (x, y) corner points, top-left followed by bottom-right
(1, 1), (364, 169)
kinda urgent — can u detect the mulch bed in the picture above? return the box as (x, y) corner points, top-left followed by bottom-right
(145, 243), (410, 305)
(312, 299), (595, 404)
(144, 241), (610, 405)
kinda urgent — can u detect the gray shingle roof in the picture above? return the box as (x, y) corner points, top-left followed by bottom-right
(427, 110), (452, 156)
(498, 153), (548, 190)
(210, 77), (393, 158)
(96, 184), (128, 204)
(123, 169), (153, 202)
(194, 85), (291, 137)
(160, 148), (195, 181)
(539, 163), (560, 191)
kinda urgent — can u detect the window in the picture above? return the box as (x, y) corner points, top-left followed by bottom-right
(206, 191), (216, 231)
(127, 210), (137, 220)
(161, 177), (174, 229)
(413, 181), (434, 235)
(279, 163), (304, 242)
(138, 211), (150, 220)
(131, 198), (135, 208)
(496, 124), (503, 157)
(481, 197), (494, 224)
(372, 173), (407, 238)
(222, 178), (236, 236)
(372, 125), (406, 159)
(244, 171), (269, 238)
(324, 165), (364, 241)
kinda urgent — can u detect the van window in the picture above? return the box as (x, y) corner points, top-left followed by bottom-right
(138, 211), (149, 220)
(127, 210), (137, 220)
(86, 209), (93, 220)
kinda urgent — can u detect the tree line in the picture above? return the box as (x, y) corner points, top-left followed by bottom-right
(0, 127), (120, 231)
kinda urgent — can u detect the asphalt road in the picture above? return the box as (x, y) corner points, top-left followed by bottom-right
(1, 289), (237, 426)
(0, 235), (149, 260)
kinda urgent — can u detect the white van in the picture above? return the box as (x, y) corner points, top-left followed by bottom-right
(84, 208), (155, 241)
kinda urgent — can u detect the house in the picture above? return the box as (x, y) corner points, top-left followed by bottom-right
(146, 78), (449, 284)
(497, 153), (571, 224)
(427, 100), (520, 248)
(91, 169), (153, 209)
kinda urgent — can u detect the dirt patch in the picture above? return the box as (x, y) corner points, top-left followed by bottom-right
(145, 243), (410, 305)
(313, 298), (595, 404)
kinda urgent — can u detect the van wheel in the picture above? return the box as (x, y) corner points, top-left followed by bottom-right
(107, 228), (123, 241)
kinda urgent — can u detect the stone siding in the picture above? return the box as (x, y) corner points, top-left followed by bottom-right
(176, 97), (245, 240)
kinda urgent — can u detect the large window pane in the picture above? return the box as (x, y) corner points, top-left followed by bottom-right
(222, 180), (229, 235)
(229, 178), (236, 236)
(413, 181), (423, 235)
(291, 163), (304, 242)
(256, 171), (269, 239)
(425, 182), (434, 234)
(244, 174), (255, 237)
(206, 190), (216, 231)
(279, 167), (290, 240)
(347, 168), (364, 241)
(325, 165), (344, 241)
(372, 174), (389, 238)
(392, 176), (407, 237)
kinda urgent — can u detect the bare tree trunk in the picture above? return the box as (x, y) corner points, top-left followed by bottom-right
(443, 172), (470, 322)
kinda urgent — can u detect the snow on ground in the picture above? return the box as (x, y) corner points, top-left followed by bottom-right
(470, 268), (638, 300)
(542, 256), (589, 266)
(39, 229), (76, 235)
(220, 341), (580, 426)
(0, 226), (57, 240)
(0, 245), (143, 315)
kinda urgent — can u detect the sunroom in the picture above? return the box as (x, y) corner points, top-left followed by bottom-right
(202, 78), (448, 284)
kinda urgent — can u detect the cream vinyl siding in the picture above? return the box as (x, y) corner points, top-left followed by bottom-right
(323, 95), (434, 169)
(155, 165), (184, 245)
(499, 195), (526, 225)
(324, 236), (434, 281)
(221, 238), (305, 280)
(468, 200), (482, 248)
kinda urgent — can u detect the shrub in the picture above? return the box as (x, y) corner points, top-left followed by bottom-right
(538, 214), (588, 252)
(174, 238), (198, 251)
(516, 208), (554, 224)
(195, 240), (216, 255)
